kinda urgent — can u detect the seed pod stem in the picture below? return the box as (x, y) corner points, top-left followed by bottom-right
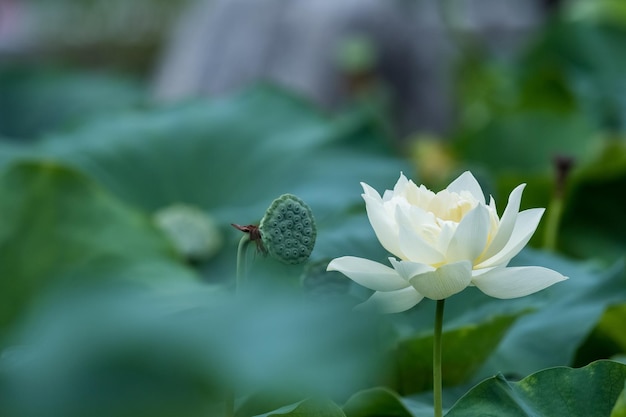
(544, 155), (575, 251)
(235, 233), (251, 289)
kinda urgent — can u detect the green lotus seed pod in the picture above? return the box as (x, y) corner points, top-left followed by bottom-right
(259, 194), (316, 264)
(154, 204), (223, 262)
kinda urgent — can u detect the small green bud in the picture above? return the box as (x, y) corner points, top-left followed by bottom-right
(154, 204), (222, 262)
(259, 194), (316, 264)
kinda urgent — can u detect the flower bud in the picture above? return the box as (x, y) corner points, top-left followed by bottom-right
(154, 204), (223, 262)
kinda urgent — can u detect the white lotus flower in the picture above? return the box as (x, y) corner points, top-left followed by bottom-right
(328, 172), (568, 313)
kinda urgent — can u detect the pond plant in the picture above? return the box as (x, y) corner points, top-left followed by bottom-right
(328, 172), (568, 417)
(2, 21), (626, 411)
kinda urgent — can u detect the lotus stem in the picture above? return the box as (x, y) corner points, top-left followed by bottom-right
(544, 155), (574, 251)
(434, 299), (445, 417)
(236, 233), (251, 289)
(226, 234), (252, 417)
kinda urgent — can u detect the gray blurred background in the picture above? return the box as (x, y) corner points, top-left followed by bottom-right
(0, 0), (551, 136)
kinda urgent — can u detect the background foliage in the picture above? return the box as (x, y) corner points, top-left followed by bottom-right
(1, 1), (626, 416)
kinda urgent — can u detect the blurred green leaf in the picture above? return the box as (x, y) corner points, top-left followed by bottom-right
(611, 382), (626, 417)
(559, 140), (626, 261)
(455, 111), (597, 175)
(0, 160), (197, 336)
(491, 139), (626, 260)
(22, 85), (404, 221)
(0, 285), (376, 417)
(254, 398), (345, 417)
(447, 360), (626, 417)
(0, 66), (144, 140)
(342, 387), (414, 417)
(452, 17), (626, 262)
(566, 0), (626, 27)
(478, 251), (626, 379)
(575, 304), (626, 366)
(0, 84), (407, 286)
(235, 390), (306, 417)
(394, 311), (526, 395)
(454, 18), (626, 180)
(0, 284), (230, 417)
(518, 19), (626, 132)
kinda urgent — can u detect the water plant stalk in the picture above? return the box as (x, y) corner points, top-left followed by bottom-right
(544, 155), (574, 251)
(434, 299), (445, 417)
(226, 234), (252, 417)
(236, 233), (251, 288)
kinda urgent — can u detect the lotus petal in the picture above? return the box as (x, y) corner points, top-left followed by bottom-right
(409, 261), (473, 300)
(472, 266), (568, 299)
(327, 256), (409, 292)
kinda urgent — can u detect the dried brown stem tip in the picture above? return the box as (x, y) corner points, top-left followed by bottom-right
(553, 155), (575, 198)
(231, 223), (266, 254)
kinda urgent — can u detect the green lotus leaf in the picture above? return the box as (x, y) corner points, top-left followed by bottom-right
(447, 360), (626, 417)
(394, 310), (527, 395)
(0, 160), (197, 335)
(611, 381), (626, 417)
(342, 387), (414, 417)
(253, 398), (345, 417)
(575, 304), (626, 366)
(477, 251), (626, 379)
(0, 66), (143, 140)
(0, 85), (407, 286)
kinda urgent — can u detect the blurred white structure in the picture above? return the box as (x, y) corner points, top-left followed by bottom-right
(153, 0), (546, 135)
(0, 0), (547, 135)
